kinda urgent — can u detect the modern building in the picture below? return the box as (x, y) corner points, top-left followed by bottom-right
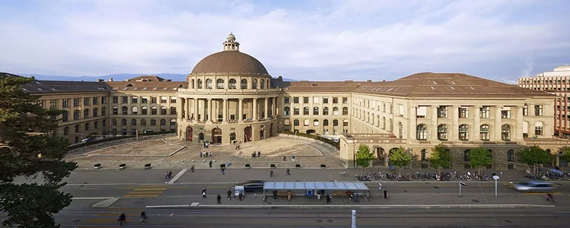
(3, 34), (569, 169)
(518, 65), (570, 138)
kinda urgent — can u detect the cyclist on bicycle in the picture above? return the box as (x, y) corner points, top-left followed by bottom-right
(140, 211), (147, 224)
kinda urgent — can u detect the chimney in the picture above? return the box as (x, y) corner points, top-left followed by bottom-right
(108, 78), (114, 82)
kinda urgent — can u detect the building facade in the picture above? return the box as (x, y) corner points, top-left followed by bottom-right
(518, 65), (570, 138)
(5, 34), (568, 170)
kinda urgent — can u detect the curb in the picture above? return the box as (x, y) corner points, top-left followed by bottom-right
(145, 204), (555, 210)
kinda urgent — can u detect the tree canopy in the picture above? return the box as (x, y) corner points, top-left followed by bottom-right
(518, 145), (552, 166)
(559, 146), (570, 163)
(0, 76), (77, 227)
(390, 147), (411, 169)
(355, 144), (374, 172)
(429, 144), (452, 171)
(468, 147), (492, 171)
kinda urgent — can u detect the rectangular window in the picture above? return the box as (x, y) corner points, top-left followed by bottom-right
(93, 97), (99, 105)
(112, 96), (118, 104)
(102, 97), (107, 104)
(161, 97), (167, 103)
(62, 99), (69, 108)
(49, 99), (58, 109)
(142, 97), (148, 104)
(131, 96), (138, 104)
(313, 97), (319, 104)
(73, 98), (80, 107)
(303, 97), (309, 103)
(293, 108), (300, 115)
(151, 96), (157, 103)
(459, 107), (469, 118)
(535, 126), (543, 135)
(438, 106), (448, 118)
(84, 98), (90, 106)
(323, 97), (329, 104)
(342, 97), (348, 104)
(416, 106), (427, 118)
(284, 97), (290, 104)
(293, 97), (299, 104)
(501, 107), (511, 119)
(399, 105), (404, 116)
(480, 106), (490, 118)
(122, 96), (128, 104)
(534, 105), (543, 116)
(332, 97), (338, 104)
(171, 97), (177, 103)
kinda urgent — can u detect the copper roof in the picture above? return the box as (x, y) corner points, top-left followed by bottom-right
(191, 51), (269, 75)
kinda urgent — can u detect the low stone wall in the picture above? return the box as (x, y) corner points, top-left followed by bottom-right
(69, 133), (176, 154)
(277, 133), (340, 153)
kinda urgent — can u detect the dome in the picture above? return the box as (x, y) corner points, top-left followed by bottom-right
(191, 51), (269, 75)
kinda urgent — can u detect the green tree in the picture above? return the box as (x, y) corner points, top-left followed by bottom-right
(0, 75), (77, 227)
(559, 146), (570, 163)
(518, 145), (553, 174)
(355, 144), (374, 172)
(429, 144), (452, 175)
(468, 147), (493, 174)
(390, 147), (411, 174)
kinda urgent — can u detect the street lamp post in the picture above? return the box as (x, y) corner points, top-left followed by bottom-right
(493, 173), (500, 197)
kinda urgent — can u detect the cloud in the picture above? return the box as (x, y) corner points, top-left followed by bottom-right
(0, 0), (569, 82)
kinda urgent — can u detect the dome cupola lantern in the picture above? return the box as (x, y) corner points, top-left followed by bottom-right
(223, 32), (240, 51)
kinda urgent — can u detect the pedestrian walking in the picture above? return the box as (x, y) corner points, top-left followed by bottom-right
(383, 190), (388, 199)
(168, 171), (173, 180)
(202, 188), (207, 198)
(221, 167), (225, 175)
(270, 170), (274, 177)
(227, 189), (232, 200)
(140, 211), (147, 224)
(273, 190), (278, 199)
(199, 151), (203, 157)
(209, 152), (213, 157)
(118, 213), (126, 226)
(209, 160), (213, 168)
(292, 155), (296, 162)
(217, 194), (221, 204)
(164, 171), (169, 181)
(283, 156), (286, 161)
(326, 194), (331, 204)
(257, 151), (261, 157)
(286, 168), (290, 175)
(378, 182), (382, 190)
(191, 165), (195, 173)
(547, 193), (555, 203)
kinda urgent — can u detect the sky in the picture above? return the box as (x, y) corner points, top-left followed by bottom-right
(1, 0), (569, 83)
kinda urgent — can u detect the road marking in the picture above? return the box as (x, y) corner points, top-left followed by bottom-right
(123, 195), (158, 198)
(133, 187), (168, 191)
(168, 168), (187, 184)
(72, 197), (115, 200)
(122, 184), (168, 198)
(525, 192), (561, 195)
(170, 186), (189, 189)
(96, 213), (140, 217)
(79, 188), (100, 190)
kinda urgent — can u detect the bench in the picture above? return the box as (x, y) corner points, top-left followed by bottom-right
(144, 164), (152, 169)
(93, 163), (102, 169)
(119, 164), (127, 170)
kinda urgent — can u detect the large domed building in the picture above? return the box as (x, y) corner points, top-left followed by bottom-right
(176, 33), (281, 144)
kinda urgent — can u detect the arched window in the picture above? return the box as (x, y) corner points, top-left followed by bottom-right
(303, 107), (309, 115)
(382, 117), (386, 129)
(62, 111), (69, 122)
(170, 106), (177, 115)
(313, 119), (319, 126)
(501, 124), (511, 141)
(131, 106), (138, 115)
(313, 107), (319, 115)
(333, 119), (339, 126)
(507, 149), (515, 162)
(206, 79), (212, 89)
(284, 107), (290, 116)
(191, 79), (195, 89)
(141, 119), (147, 126)
(534, 122), (543, 135)
(323, 107), (329, 115)
(94, 121), (98, 129)
(197, 79), (203, 89)
(74, 110), (80, 120)
(252, 79), (257, 89)
(161, 106), (167, 115)
(102, 107), (107, 116)
(342, 107), (348, 115)
(464, 149), (471, 161)
(437, 124), (448, 140)
(303, 119), (309, 126)
(151, 106), (158, 115)
(216, 79), (224, 89)
(293, 107), (300, 115)
(416, 124), (427, 140)
(229, 79), (237, 89)
(121, 119), (127, 126)
(74, 125), (79, 133)
(160, 119), (166, 126)
(260, 79), (265, 89)
(323, 119), (329, 126)
(93, 108), (98, 117)
(343, 119), (349, 127)
(293, 119), (299, 126)
(112, 106), (118, 115)
(150, 119), (157, 126)
(459, 124), (469, 141)
(63, 127), (69, 135)
(142, 107), (148, 115)
(240, 79), (247, 89)
(333, 107), (339, 115)
(421, 149), (428, 161)
(131, 119), (137, 125)
(122, 106), (128, 115)
(112, 119), (117, 126)
(480, 124), (490, 141)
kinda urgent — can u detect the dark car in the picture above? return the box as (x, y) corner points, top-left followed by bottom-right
(239, 180), (265, 192)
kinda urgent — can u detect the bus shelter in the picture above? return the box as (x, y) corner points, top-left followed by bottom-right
(262, 181), (370, 198)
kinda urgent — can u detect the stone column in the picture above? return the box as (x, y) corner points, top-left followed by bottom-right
(473, 105), (481, 142)
(409, 106), (417, 140)
(253, 98), (257, 120)
(223, 98), (228, 123)
(515, 105), (523, 141)
(178, 98), (183, 119)
(494, 106), (502, 141)
(431, 105), (438, 141)
(193, 98), (198, 121)
(264, 97), (269, 119)
(238, 98), (243, 122)
(452, 105), (459, 140)
(208, 98), (213, 122)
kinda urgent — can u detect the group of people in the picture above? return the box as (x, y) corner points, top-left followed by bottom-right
(199, 151), (212, 158)
(252, 151), (262, 158)
(164, 170), (173, 183)
(117, 211), (147, 226)
(270, 168), (290, 177)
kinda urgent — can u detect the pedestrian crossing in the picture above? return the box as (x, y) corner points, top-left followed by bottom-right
(123, 184), (169, 198)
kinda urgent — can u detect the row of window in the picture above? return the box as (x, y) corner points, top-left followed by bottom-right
(286, 119), (349, 127)
(62, 108), (107, 122)
(283, 106), (348, 116)
(417, 123), (544, 141)
(112, 106), (176, 115)
(40, 97), (107, 109)
(112, 118), (176, 126)
(435, 105), (543, 118)
(112, 96), (177, 104)
(190, 78), (270, 90)
(284, 96), (349, 104)
(62, 120), (107, 135)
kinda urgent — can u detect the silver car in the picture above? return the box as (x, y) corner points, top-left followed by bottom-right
(513, 180), (555, 192)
